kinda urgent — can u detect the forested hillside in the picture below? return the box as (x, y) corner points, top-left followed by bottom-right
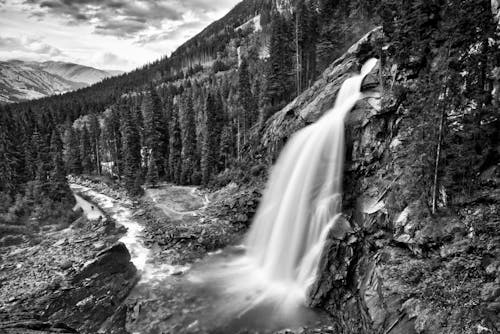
(1, 0), (498, 247)
(0, 0), (379, 218)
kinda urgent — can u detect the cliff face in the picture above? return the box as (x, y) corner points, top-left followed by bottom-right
(260, 26), (500, 334)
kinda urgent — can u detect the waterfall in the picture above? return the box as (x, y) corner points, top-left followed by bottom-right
(191, 58), (378, 320)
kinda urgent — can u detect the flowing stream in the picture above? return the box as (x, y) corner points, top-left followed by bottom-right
(71, 184), (188, 283)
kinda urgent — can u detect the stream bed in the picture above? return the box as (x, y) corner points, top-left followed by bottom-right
(70, 184), (330, 334)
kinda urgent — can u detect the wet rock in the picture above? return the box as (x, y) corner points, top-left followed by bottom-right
(329, 215), (353, 240)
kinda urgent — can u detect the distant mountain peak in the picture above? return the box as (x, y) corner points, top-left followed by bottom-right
(0, 60), (123, 104)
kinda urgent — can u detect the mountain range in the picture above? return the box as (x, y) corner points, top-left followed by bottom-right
(0, 60), (123, 104)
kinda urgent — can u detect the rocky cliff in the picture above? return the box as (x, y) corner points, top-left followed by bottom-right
(259, 27), (500, 334)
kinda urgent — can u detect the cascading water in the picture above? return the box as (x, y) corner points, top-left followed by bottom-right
(191, 59), (378, 325)
(245, 58), (378, 302)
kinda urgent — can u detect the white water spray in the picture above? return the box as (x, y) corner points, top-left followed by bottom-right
(194, 59), (378, 318)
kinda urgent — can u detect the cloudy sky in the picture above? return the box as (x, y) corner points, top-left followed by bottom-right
(0, 0), (240, 71)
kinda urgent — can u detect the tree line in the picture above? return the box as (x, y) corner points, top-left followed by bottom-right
(380, 0), (499, 213)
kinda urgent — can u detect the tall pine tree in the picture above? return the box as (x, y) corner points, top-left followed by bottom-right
(180, 91), (199, 184)
(169, 103), (182, 184)
(121, 103), (142, 195)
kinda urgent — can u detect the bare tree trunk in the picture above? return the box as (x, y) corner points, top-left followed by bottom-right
(95, 138), (101, 175)
(236, 117), (241, 162)
(432, 107), (446, 214)
(295, 13), (301, 97)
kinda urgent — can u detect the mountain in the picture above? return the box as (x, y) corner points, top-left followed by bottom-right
(0, 60), (123, 104)
(36, 61), (123, 86)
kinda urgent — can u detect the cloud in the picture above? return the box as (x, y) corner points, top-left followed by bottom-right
(93, 51), (129, 68)
(0, 35), (63, 56)
(23, 0), (184, 38)
(22, 0), (239, 39)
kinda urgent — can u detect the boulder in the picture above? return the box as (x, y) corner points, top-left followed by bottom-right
(42, 242), (138, 333)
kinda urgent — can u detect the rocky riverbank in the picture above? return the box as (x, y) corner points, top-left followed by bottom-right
(0, 191), (138, 333)
(66, 178), (339, 334)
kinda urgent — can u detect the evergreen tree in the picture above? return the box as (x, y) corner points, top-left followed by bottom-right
(143, 85), (169, 178)
(169, 104), (182, 184)
(80, 126), (92, 174)
(201, 92), (223, 184)
(121, 103), (142, 195)
(295, 0), (317, 93)
(219, 124), (235, 170)
(49, 130), (72, 202)
(0, 105), (23, 195)
(265, 13), (295, 113)
(88, 113), (101, 175)
(180, 92), (199, 184)
(64, 126), (82, 175)
(102, 107), (122, 177)
(33, 132), (51, 198)
(238, 57), (257, 143)
(145, 152), (160, 187)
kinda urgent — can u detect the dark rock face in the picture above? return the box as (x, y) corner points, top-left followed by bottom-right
(1, 242), (138, 333)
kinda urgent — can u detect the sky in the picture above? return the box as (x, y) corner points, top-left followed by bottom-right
(0, 0), (241, 71)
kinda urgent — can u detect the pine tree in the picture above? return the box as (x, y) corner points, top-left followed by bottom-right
(169, 104), (182, 184)
(146, 153), (160, 187)
(102, 107), (122, 177)
(296, 0), (317, 92)
(143, 85), (169, 179)
(0, 105), (23, 195)
(33, 132), (51, 198)
(80, 126), (92, 174)
(49, 130), (72, 202)
(180, 91), (198, 184)
(121, 103), (142, 195)
(238, 57), (257, 143)
(88, 113), (101, 175)
(201, 92), (224, 184)
(265, 13), (295, 113)
(64, 126), (82, 175)
(219, 124), (235, 170)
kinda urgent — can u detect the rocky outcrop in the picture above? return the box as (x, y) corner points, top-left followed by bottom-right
(1, 242), (138, 333)
(43, 242), (138, 332)
(260, 26), (500, 334)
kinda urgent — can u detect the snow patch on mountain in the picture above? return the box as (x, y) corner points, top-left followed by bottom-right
(235, 14), (262, 32)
